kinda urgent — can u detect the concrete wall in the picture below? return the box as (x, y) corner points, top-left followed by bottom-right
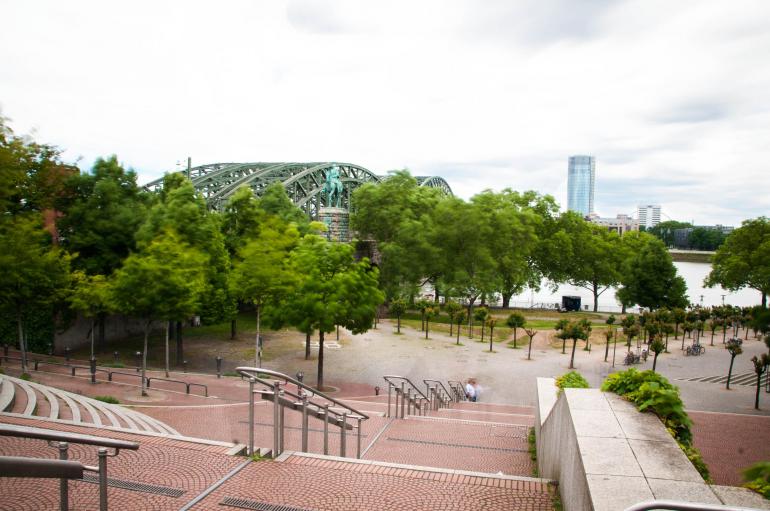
(54, 313), (159, 353)
(534, 381), (768, 510)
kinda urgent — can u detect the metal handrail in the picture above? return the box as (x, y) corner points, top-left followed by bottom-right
(0, 424), (139, 451)
(383, 375), (428, 400)
(236, 367), (370, 460)
(0, 423), (139, 511)
(423, 379), (452, 402)
(623, 500), (760, 511)
(0, 456), (86, 479)
(447, 380), (466, 401)
(236, 367), (369, 420)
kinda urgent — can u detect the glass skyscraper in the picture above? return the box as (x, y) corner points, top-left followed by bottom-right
(567, 155), (595, 216)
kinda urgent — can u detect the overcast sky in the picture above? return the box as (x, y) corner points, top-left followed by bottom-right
(2, 0), (769, 225)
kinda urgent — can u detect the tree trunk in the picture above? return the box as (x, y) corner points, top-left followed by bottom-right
(305, 331), (311, 360)
(762, 292), (767, 309)
(141, 320), (150, 397)
(726, 356), (735, 389)
(397, 314), (401, 334)
(97, 313), (106, 353)
(164, 321), (170, 377)
(456, 322), (460, 344)
(449, 317), (454, 337)
(425, 319), (429, 339)
(230, 318), (236, 340)
(756, 374), (763, 409)
(17, 312), (27, 373)
(317, 330), (325, 389)
(653, 352), (659, 372)
(527, 332), (534, 360)
(255, 305), (261, 368)
(489, 326), (493, 352)
(674, 324), (679, 339)
(569, 339), (577, 369)
(480, 324), (485, 343)
(176, 321), (183, 365)
(604, 332), (610, 362)
(502, 294), (512, 309)
(562, 338), (566, 354)
(593, 283), (599, 312)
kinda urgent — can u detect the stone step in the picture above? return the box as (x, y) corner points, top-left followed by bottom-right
(0, 377), (16, 412)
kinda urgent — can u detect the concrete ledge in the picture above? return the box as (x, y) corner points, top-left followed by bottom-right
(534, 383), (760, 511)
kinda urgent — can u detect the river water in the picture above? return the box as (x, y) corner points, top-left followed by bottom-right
(505, 262), (761, 312)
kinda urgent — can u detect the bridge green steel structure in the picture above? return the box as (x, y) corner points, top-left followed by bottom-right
(143, 162), (452, 218)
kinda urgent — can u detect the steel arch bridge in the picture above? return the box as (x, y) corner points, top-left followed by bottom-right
(143, 162), (452, 218)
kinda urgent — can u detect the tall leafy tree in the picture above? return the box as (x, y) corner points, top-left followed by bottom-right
(389, 299), (407, 334)
(258, 182), (309, 233)
(110, 231), (205, 395)
(506, 312), (526, 349)
(706, 217), (770, 308)
(278, 235), (384, 389)
(0, 216), (71, 372)
(69, 272), (111, 359)
(230, 218), (299, 367)
(618, 233), (688, 310)
(725, 339), (743, 390)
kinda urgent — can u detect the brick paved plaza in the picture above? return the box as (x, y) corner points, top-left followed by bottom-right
(1, 318), (769, 509)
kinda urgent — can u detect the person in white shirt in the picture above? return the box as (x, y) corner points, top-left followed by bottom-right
(465, 379), (476, 402)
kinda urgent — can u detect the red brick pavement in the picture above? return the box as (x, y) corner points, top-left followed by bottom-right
(191, 455), (554, 511)
(0, 415), (240, 511)
(363, 417), (534, 475)
(689, 410), (770, 486)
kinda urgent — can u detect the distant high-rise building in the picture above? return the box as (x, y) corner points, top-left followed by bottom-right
(567, 155), (595, 216)
(637, 204), (661, 230)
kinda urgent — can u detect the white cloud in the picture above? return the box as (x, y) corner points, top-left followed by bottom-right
(1, 0), (768, 225)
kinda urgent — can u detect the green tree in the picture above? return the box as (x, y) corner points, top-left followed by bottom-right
(424, 306), (438, 339)
(278, 235), (384, 389)
(555, 318), (570, 354)
(650, 336), (666, 372)
(672, 308), (686, 339)
(444, 301), (462, 337)
(110, 231), (206, 395)
(389, 299), (407, 334)
(487, 317), (498, 352)
(604, 315), (616, 362)
(0, 216), (71, 372)
(563, 321), (590, 369)
(525, 328), (537, 360)
(618, 233), (688, 310)
(647, 220), (692, 247)
(455, 311), (466, 345)
(750, 355), (770, 410)
(69, 272), (111, 359)
(415, 299), (431, 331)
(257, 182), (309, 233)
(221, 186), (264, 256)
(230, 218), (299, 367)
(706, 217), (770, 308)
(725, 338), (743, 390)
(506, 312), (526, 349)
(474, 307), (490, 344)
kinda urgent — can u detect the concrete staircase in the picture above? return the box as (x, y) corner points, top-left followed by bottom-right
(0, 373), (179, 436)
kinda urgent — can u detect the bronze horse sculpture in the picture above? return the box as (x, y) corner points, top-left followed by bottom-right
(323, 165), (344, 208)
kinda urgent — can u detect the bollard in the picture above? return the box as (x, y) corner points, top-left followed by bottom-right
(216, 356), (222, 378)
(134, 351), (142, 372)
(47, 343), (53, 356)
(374, 385), (380, 396)
(248, 378), (255, 456)
(356, 417), (362, 459)
(301, 395), (309, 452)
(387, 383), (392, 418)
(90, 357), (97, 384)
(296, 371), (304, 383)
(182, 360), (187, 373)
(272, 382), (281, 457)
(58, 442), (69, 511)
(113, 351), (119, 364)
(64, 347), (71, 362)
(400, 382), (406, 418)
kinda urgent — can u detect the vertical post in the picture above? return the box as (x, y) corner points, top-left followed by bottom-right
(64, 347), (71, 362)
(113, 351), (119, 364)
(406, 389), (411, 416)
(356, 417), (362, 459)
(279, 402), (285, 454)
(323, 404), (330, 455)
(186, 156), (191, 180)
(387, 383), (392, 417)
(340, 412), (348, 457)
(90, 357), (97, 384)
(97, 448), (108, 511)
(58, 442), (69, 511)
(248, 378), (255, 456)
(182, 360), (187, 373)
(3, 344), (8, 361)
(400, 383), (405, 418)
(134, 351), (142, 372)
(272, 381), (280, 457)
(301, 394), (309, 453)
(216, 356), (222, 378)
(393, 385), (399, 419)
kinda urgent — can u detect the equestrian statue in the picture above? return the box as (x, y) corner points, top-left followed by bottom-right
(323, 165), (344, 208)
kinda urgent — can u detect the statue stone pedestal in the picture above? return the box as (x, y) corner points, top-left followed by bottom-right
(319, 207), (350, 242)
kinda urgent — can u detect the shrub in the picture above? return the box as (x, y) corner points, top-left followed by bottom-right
(20, 373), (32, 381)
(602, 368), (710, 482)
(743, 461), (770, 500)
(93, 395), (120, 404)
(555, 371), (590, 393)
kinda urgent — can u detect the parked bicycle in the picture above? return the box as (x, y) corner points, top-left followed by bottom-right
(685, 344), (705, 356)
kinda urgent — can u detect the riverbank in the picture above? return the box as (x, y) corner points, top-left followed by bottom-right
(669, 249), (714, 263)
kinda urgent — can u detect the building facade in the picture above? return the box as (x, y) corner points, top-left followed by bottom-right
(637, 204), (661, 230)
(587, 213), (639, 235)
(567, 155), (595, 216)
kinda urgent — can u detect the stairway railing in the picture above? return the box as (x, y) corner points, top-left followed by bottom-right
(383, 375), (430, 418)
(236, 367), (369, 460)
(623, 501), (758, 511)
(423, 379), (453, 410)
(0, 424), (139, 511)
(447, 380), (467, 402)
